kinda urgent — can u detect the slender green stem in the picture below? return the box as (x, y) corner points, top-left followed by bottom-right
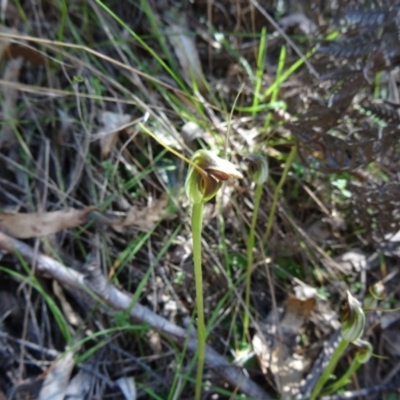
(243, 182), (263, 338)
(192, 202), (205, 400)
(263, 144), (297, 245)
(322, 358), (361, 395)
(310, 338), (349, 400)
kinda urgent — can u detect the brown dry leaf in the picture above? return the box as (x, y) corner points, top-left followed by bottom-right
(98, 110), (132, 159)
(166, 13), (206, 92)
(272, 293), (316, 399)
(0, 208), (96, 239)
(114, 197), (168, 232)
(253, 286), (317, 400)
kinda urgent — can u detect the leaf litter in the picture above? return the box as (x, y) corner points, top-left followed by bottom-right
(253, 285), (318, 399)
(110, 195), (169, 233)
(0, 1), (400, 399)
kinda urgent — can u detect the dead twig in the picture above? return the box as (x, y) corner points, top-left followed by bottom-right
(319, 382), (400, 399)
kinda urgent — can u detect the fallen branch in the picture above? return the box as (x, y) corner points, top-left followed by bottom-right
(320, 382), (400, 400)
(0, 231), (271, 400)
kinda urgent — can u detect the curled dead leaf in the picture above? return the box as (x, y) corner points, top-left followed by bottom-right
(97, 111), (132, 159)
(253, 288), (317, 400)
(112, 197), (168, 233)
(0, 208), (97, 239)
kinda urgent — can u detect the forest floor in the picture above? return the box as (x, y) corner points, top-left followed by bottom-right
(1, 1), (400, 399)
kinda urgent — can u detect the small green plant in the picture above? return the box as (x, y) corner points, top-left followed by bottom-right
(310, 291), (368, 399)
(243, 154), (269, 337)
(185, 149), (242, 400)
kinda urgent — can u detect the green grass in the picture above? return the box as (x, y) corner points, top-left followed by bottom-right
(0, 265), (72, 343)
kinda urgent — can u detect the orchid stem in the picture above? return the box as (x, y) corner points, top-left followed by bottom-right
(243, 182), (263, 338)
(310, 338), (349, 400)
(322, 358), (361, 395)
(192, 202), (206, 400)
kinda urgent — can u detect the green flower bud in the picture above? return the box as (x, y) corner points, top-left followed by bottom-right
(341, 291), (365, 342)
(185, 150), (243, 204)
(244, 154), (269, 184)
(353, 339), (373, 364)
(369, 281), (385, 300)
